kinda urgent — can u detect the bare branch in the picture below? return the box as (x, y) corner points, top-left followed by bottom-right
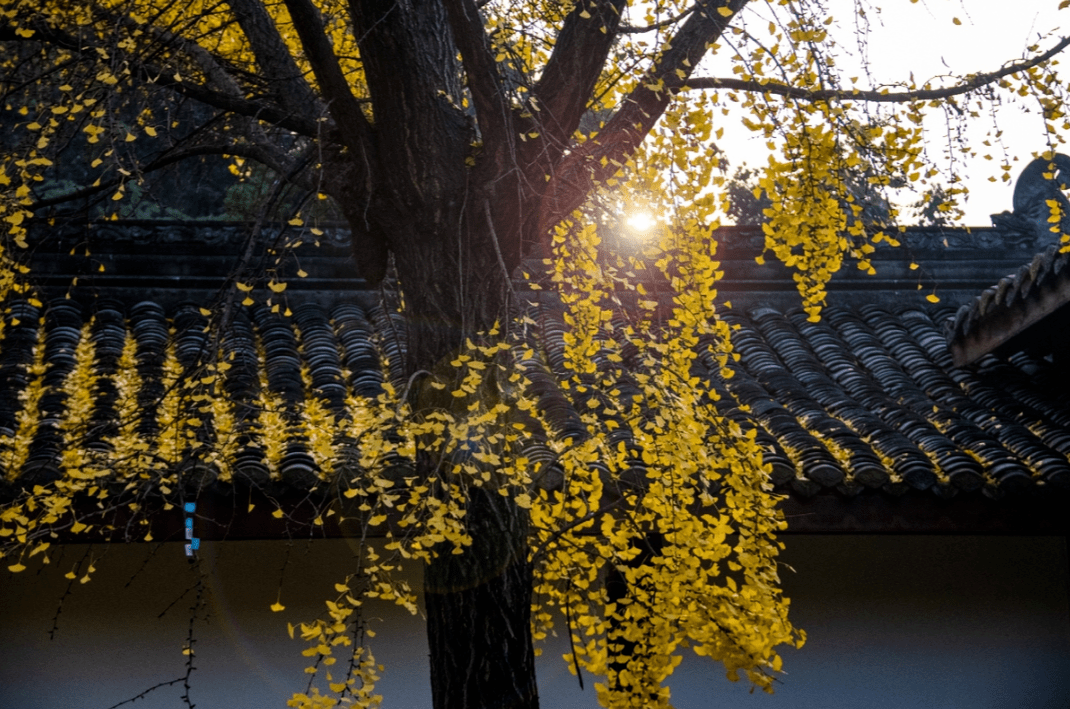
(29, 143), (298, 212)
(619, 6), (695, 34)
(103, 677), (189, 709)
(0, 56), (77, 106)
(683, 35), (1070, 103)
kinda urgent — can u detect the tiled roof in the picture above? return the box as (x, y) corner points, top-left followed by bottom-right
(948, 154), (1070, 366)
(948, 243), (1070, 366)
(3, 295), (1069, 505)
(21, 219), (1051, 312)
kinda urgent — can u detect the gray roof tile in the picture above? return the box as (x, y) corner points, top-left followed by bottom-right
(949, 244), (1070, 364)
(2, 295), (1068, 503)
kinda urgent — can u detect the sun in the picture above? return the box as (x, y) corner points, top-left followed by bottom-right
(625, 211), (655, 234)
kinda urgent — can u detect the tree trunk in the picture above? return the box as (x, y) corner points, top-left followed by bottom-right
(605, 533), (664, 698)
(385, 208), (535, 707)
(424, 488), (539, 709)
(345, 1), (537, 700)
(403, 254), (537, 708)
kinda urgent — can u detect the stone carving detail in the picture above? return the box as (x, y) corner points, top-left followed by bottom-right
(991, 154), (1070, 248)
(888, 228), (1009, 251)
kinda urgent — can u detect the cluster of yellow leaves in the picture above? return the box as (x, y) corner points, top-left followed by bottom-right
(287, 579), (385, 708)
(524, 186), (802, 704)
(2, 319), (46, 483)
(0, 315), (223, 563)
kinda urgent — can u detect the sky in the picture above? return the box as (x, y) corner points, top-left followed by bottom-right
(709, 0), (1067, 225)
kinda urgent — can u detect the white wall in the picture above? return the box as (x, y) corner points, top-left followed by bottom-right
(2, 535), (1068, 708)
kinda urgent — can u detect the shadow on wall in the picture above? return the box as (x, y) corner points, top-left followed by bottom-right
(1, 536), (1068, 708)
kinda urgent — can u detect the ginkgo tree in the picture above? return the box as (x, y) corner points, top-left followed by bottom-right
(1, 0), (1069, 707)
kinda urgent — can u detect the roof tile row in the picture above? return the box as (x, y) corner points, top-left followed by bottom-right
(1, 296), (1068, 501)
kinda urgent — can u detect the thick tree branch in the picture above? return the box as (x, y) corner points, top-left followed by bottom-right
(28, 143), (299, 212)
(347, 0), (469, 209)
(157, 74), (302, 158)
(282, 0), (372, 158)
(540, 0), (747, 232)
(683, 34), (1070, 103)
(531, 0), (628, 160)
(227, 0), (324, 116)
(106, 9), (246, 100)
(441, 0), (511, 159)
(140, 64), (322, 137)
(0, 23), (322, 137)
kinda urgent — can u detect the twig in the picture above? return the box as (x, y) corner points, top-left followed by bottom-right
(683, 35), (1070, 103)
(484, 198), (515, 297)
(103, 677), (189, 709)
(563, 586), (585, 690)
(398, 369), (433, 411)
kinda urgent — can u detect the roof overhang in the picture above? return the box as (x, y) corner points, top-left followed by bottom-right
(950, 246), (1070, 366)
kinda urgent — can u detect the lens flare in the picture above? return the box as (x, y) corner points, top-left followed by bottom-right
(625, 211), (655, 233)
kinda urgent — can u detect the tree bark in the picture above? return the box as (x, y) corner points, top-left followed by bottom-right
(395, 216), (534, 707)
(425, 487), (539, 709)
(336, 2), (538, 702)
(604, 533), (664, 700)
